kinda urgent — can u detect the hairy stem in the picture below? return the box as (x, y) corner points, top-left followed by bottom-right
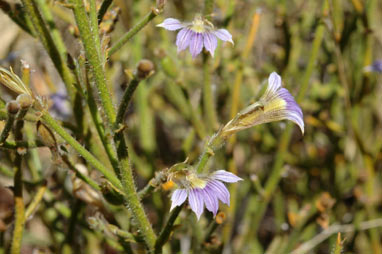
(115, 78), (141, 128)
(70, 0), (116, 126)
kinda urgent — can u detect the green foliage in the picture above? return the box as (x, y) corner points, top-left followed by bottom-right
(0, 0), (381, 253)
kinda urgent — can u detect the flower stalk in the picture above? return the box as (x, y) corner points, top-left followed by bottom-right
(108, 8), (162, 57)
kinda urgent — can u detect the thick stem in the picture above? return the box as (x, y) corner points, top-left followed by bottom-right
(117, 133), (156, 252)
(70, 0), (116, 126)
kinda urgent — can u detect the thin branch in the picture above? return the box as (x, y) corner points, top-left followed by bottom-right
(291, 219), (382, 254)
(108, 8), (162, 56)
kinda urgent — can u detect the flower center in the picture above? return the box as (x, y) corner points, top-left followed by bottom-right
(169, 170), (208, 189)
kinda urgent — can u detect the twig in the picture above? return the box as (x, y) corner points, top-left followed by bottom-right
(21, 0), (75, 100)
(25, 183), (47, 219)
(115, 78), (140, 128)
(0, 140), (45, 149)
(291, 219), (382, 254)
(155, 205), (183, 253)
(108, 8), (161, 56)
(97, 0), (113, 24)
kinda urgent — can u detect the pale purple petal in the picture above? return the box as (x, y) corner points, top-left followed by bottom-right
(275, 88), (304, 134)
(364, 60), (382, 73)
(213, 29), (234, 44)
(157, 18), (185, 31)
(189, 32), (204, 58)
(170, 189), (187, 211)
(371, 60), (382, 72)
(212, 170), (243, 183)
(208, 180), (230, 205)
(176, 28), (193, 53)
(188, 188), (204, 220)
(203, 32), (218, 57)
(266, 72), (282, 96)
(202, 185), (219, 216)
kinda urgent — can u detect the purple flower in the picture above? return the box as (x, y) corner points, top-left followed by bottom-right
(170, 170), (242, 220)
(157, 16), (234, 58)
(50, 92), (71, 119)
(364, 60), (382, 73)
(221, 72), (304, 137)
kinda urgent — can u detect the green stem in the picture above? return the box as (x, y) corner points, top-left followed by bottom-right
(89, 0), (101, 56)
(116, 132), (157, 252)
(202, 56), (218, 132)
(10, 159), (25, 254)
(196, 134), (221, 173)
(85, 70), (120, 176)
(138, 183), (155, 200)
(25, 184), (47, 218)
(115, 79), (140, 128)
(203, 0), (215, 17)
(21, 0), (75, 100)
(155, 205), (183, 254)
(0, 1), (34, 35)
(0, 110), (38, 122)
(0, 163), (13, 177)
(70, 0), (116, 126)
(62, 155), (101, 191)
(1, 140), (45, 149)
(10, 105), (27, 254)
(41, 112), (122, 190)
(0, 113), (16, 144)
(108, 9), (160, 56)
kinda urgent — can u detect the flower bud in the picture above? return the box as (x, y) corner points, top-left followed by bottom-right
(16, 94), (33, 109)
(136, 59), (154, 80)
(6, 101), (20, 115)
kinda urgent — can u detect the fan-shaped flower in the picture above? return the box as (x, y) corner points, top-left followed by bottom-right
(169, 169), (242, 220)
(157, 15), (234, 58)
(364, 60), (382, 73)
(221, 72), (304, 138)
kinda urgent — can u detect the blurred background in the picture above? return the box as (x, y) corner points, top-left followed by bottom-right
(1, 0), (382, 253)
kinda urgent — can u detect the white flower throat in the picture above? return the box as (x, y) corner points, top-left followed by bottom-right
(190, 15), (214, 33)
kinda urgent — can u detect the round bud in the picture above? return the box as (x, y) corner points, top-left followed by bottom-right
(6, 101), (20, 115)
(16, 94), (33, 109)
(136, 59), (154, 80)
